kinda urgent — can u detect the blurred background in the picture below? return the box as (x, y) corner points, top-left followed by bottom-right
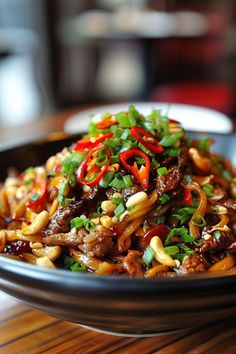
(0, 0), (236, 127)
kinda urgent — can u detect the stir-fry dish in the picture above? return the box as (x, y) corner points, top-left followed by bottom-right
(1, 106), (236, 277)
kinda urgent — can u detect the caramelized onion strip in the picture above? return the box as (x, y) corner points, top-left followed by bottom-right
(188, 182), (207, 238)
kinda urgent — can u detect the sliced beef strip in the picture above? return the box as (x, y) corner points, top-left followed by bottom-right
(43, 227), (114, 258)
(43, 186), (104, 236)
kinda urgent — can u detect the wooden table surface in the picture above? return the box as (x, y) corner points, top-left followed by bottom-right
(1, 106), (236, 354)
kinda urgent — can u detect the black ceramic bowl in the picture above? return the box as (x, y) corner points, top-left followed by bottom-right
(1, 131), (236, 337)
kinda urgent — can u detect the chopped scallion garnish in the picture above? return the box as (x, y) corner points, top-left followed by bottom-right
(142, 245), (155, 265)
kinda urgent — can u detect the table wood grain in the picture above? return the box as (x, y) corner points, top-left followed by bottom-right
(1, 107), (236, 353)
(1, 292), (236, 354)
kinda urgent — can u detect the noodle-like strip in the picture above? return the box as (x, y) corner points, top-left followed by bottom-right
(188, 182), (207, 238)
(118, 215), (145, 252)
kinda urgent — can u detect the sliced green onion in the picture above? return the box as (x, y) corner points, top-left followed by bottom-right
(123, 175), (133, 188)
(184, 175), (192, 185)
(70, 262), (86, 272)
(121, 129), (130, 140)
(135, 156), (145, 165)
(95, 150), (108, 166)
(63, 255), (75, 269)
(138, 142), (155, 157)
(173, 207), (195, 224)
(164, 245), (179, 255)
(202, 184), (214, 197)
(192, 214), (207, 227)
(116, 112), (131, 127)
(30, 192), (40, 202)
(114, 203), (126, 218)
(157, 167), (168, 175)
(110, 156), (120, 164)
(142, 245), (155, 265)
(159, 193), (170, 205)
(99, 172), (114, 188)
(168, 147), (180, 157)
(70, 215), (95, 232)
(214, 231), (221, 240)
(112, 197), (123, 205)
(109, 176), (125, 189)
(70, 216), (85, 229)
(160, 133), (182, 147)
(165, 227), (195, 246)
(156, 215), (166, 224)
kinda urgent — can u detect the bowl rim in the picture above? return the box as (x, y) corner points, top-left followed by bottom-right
(1, 254), (236, 294)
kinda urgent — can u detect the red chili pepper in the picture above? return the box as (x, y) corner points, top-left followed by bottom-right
(139, 225), (170, 250)
(55, 165), (62, 174)
(182, 184), (192, 206)
(74, 132), (113, 151)
(76, 144), (110, 187)
(28, 180), (47, 211)
(130, 126), (164, 154)
(96, 116), (118, 129)
(119, 148), (150, 189)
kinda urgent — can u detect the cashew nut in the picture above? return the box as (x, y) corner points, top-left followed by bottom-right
(32, 245), (61, 261)
(150, 236), (176, 267)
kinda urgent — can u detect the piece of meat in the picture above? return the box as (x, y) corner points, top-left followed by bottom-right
(200, 232), (235, 254)
(156, 168), (183, 196)
(43, 227), (114, 258)
(221, 199), (236, 212)
(181, 253), (209, 273)
(42, 201), (83, 236)
(123, 250), (144, 277)
(43, 186), (104, 236)
(178, 146), (190, 170)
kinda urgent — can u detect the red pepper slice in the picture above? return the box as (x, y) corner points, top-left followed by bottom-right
(76, 144), (110, 187)
(96, 116), (118, 129)
(28, 180), (47, 211)
(130, 126), (164, 154)
(74, 132), (113, 151)
(139, 225), (170, 250)
(119, 148), (150, 189)
(182, 184), (193, 206)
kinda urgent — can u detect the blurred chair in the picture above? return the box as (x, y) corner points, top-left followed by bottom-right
(150, 81), (234, 114)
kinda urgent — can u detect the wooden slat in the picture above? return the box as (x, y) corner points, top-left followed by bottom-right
(1, 292), (236, 354)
